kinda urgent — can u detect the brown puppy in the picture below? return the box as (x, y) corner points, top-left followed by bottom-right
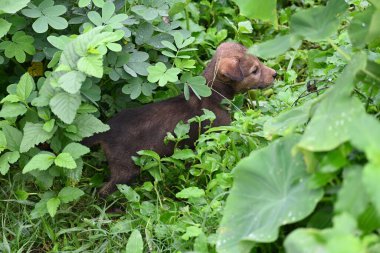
(83, 42), (277, 197)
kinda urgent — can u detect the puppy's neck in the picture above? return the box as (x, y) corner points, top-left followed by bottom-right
(203, 57), (235, 101)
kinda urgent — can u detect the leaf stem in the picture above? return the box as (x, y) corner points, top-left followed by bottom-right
(327, 38), (351, 62)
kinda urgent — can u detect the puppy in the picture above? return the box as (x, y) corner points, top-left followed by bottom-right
(82, 42), (277, 197)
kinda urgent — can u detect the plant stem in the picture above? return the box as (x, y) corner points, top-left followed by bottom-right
(327, 38), (351, 62)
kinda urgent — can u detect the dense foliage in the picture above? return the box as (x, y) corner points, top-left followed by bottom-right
(0, 0), (379, 252)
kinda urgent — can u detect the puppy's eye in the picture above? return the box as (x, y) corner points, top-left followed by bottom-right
(251, 67), (259, 75)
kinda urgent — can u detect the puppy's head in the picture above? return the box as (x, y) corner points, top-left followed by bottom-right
(214, 43), (277, 92)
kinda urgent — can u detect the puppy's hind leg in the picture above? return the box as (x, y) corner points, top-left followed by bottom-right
(98, 159), (140, 198)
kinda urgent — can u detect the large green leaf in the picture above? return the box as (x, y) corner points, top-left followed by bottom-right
(290, 0), (347, 42)
(335, 166), (369, 217)
(49, 92), (81, 124)
(348, 7), (380, 48)
(62, 142), (90, 160)
(298, 53), (367, 152)
(217, 135), (323, 253)
(285, 213), (367, 253)
(249, 34), (302, 59)
(232, 0), (277, 28)
(20, 122), (55, 153)
(47, 197), (61, 217)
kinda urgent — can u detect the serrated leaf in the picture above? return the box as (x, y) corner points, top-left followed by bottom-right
(20, 122), (55, 153)
(54, 152), (76, 169)
(2, 125), (22, 152)
(17, 72), (35, 101)
(117, 184), (140, 202)
(0, 19), (11, 39)
(77, 55), (103, 78)
(232, 0), (277, 27)
(43, 119), (55, 133)
(0, 0), (30, 13)
(125, 229), (144, 253)
(74, 113), (110, 138)
(58, 71), (86, 94)
(58, 186), (84, 203)
(49, 92), (81, 124)
(0, 103), (27, 118)
(62, 142), (90, 160)
(47, 197), (60, 217)
(0, 151), (20, 175)
(22, 152), (55, 173)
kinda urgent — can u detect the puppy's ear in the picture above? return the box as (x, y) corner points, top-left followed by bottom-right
(218, 58), (244, 82)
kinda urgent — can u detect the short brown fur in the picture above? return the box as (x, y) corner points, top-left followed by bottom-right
(82, 42), (277, 197)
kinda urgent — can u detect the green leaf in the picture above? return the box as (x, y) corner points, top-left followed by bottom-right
(77, 55), (103, 78)
(54, 152), (76, 169)
(22, 152), (55, 173)
(290, 0), (347, 42)
(58, 186), (84, 203)
(122, 79), (142, 99)
(49, 92), (81, 124)
(0, 31), (35, 63)
(78, 0), (91, 7)
(263, 98), (319, 139)
(131, 5), (158, 21)
(0, 103), (27, 118)
(124, 51), (150, 77)
(217, 135), (323, 252)
(148, 62), (180, 86)
(117, 185), (140, 202)
(249, 34), (302, 59)
(0, 131), (6, 153)
(20, 122), (55, 153)
(2, 125), (22, 152)
(348, 7), (380, 48)
(73, 113), (110, 138)
(182, 226), (203, 241)
(363, 163), (380, 214)
(0, 0), (30, 13)
(335, 166), (369, 217)
(284, 213), (365, 253)
(0, 151), (20, 175)
(17, 72), (35, 101)
(172, 149), (195, 160)
(62, 143), (90, 160)
(47, 197), (60, 217)
(125, 229), (144, 253)
(0, 19), (11, 39)
(43, 119), (55, 133)
(176, 187), (205, 199)
(298, 53), (367, 152)
(232, 0), (277, 28)
(349, 113), (380, 165)
(58, 71), (86, 94)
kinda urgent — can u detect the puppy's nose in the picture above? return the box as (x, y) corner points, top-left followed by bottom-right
(273, 72), (277, 78)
